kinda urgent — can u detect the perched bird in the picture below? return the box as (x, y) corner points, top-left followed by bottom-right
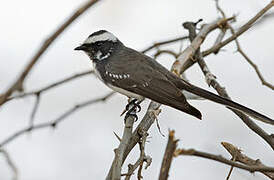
(75, 30), (274, 125)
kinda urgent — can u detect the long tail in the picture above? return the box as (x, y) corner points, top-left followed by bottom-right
(181, 82), (274, 125)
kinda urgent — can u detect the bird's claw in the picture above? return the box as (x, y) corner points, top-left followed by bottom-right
(122, 99), (141, 123)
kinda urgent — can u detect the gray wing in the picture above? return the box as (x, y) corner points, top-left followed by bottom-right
(105, 47), (202, 119)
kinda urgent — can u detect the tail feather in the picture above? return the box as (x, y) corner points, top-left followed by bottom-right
(172, 101), (202, 120)
(181, 82), (274, 125)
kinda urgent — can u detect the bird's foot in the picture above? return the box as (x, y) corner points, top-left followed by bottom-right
(121, 99), (141, 122)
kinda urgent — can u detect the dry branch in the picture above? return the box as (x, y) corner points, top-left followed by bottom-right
(141, 36), (188, 54)
(182, 19), (274, 149)
(202, 1), (274, 56)
(8, 70), (94, 101)
(174, 148), (274, 173)
(159, 130), (178, 180)
(0, 0), (100, 106)
(222, 142), (274, 179)
(0, 92), (114, 147)
(215, 0), (274, 91)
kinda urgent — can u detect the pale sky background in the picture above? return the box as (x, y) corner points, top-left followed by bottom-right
(0, 0), (273, 180)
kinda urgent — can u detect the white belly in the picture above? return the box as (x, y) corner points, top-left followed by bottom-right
(107, 84), (143, 100)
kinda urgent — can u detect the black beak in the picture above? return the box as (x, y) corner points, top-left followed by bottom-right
(74, 45), (86, 51)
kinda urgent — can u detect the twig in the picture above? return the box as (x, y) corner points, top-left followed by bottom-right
(29, 93), (41, 127)
(7, 70), (94, 101)
(159, 130), (178, 180)
(174, 148), (274, 173)
(0, 92), (114, 147)
(0, 149), (18, 180)
(222, 142), (274, 179)
(153, 50), (178, 59)
(141, 36), (188, 54)
(202, 1), (274, 56)
(0, 0), (100, 106)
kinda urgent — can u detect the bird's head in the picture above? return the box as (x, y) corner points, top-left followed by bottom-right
(74, 30), (121, 61)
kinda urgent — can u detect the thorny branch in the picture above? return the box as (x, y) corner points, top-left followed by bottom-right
(0, 0), (100, 106)
(0, 92), (114, 148)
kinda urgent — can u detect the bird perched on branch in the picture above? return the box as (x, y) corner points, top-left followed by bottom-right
(75, 30), (274, 125)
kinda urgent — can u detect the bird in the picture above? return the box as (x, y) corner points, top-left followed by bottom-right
(74, 30), (274, 125)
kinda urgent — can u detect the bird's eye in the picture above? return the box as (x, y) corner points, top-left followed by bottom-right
(97, 42), (103, 46)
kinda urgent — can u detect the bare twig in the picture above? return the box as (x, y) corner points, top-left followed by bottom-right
(8, 70), (94, 101)
(202, 1), (274, 56)
(174, 148), (274, 173)
(141, 36), (188, 54)
(0, 149), (18, 180)
(0, 0), (100, 106)
(153, 50), (178, 59)
(222, 142), (274, 179)
(159, 130), (178, 180)
(0, 92), (114, 147)
(29, 93), (41, 127)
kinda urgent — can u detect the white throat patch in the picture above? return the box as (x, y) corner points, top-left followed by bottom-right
(84, 32), (117, 44)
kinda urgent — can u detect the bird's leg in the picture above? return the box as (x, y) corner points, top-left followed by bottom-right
(121, 98), (142, 122)
(120, 98), (141, 116)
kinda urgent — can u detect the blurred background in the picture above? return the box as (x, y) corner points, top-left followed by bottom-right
(0, 0), (273, 179)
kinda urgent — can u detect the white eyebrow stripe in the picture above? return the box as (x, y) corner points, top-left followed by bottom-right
(84, 32), (117, 44)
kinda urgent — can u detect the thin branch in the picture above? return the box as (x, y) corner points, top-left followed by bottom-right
(174, 148), (274, 173)
(159, 130), (178, 180)
(29, 93), (41, 127)
(237, 47), (274, 90)
(202, 1), (274, 56)
(8, 70), (94, 101)
(0, 92), (114, 147)
(0, 0), (100, 106)
(0, 149), (18, 180)
(153, 50), (178, 59)
(141, 36), (189, 54)
(222, 142), (274, 179)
